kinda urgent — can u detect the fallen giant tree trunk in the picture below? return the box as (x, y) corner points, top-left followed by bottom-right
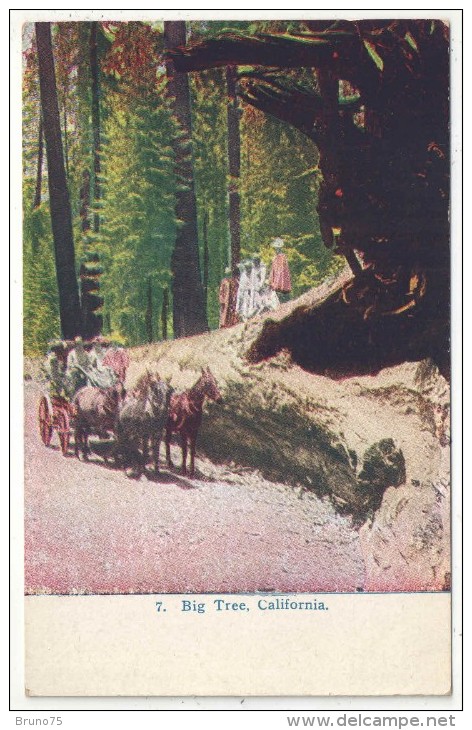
(127, 283), (450, 532)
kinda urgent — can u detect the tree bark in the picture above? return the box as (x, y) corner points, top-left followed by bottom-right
(145, 278), (153, 344)
(202, 210), (209, 310)
(35, 22), (82, 340)
(168, 32), (374, 92)
(226, 65), (241, 270)
(62, 99), (69, 181)
(89, 21), (101, 233)
(161, 288), (169, 341)
(33, 116), (43, 209)
(164, 21), (208, 338)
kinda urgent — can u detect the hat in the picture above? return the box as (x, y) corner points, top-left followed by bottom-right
(271, 237), (284, 249)
(48, 339), (63, 351)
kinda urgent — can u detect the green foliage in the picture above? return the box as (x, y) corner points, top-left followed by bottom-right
(23, 19), (348, 354)
(362, 39), (384, 72)
(404, 32), (419, 53)
(98, 85), (177, 345)
(191, 67), (229, 329)
(22, 45), (61, 356)
(23, 191), (61, 356)
(240, 109), (341, 296)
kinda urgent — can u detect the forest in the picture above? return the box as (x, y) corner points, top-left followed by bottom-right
(23, 20), (343, 356)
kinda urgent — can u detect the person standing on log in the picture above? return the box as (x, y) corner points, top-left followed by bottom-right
(218, 266), (239, 328)
(269, 237), (292, 304)
(236, 260), (252, 321)
(249, 254), (267, 317)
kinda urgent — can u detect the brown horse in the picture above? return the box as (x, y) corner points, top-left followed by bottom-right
(73, 383), (125, 460)
(115, 371), (173, 477)
(165, 367), (222, 477)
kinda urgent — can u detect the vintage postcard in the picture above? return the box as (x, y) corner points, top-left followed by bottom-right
(13, 9), (460, 701)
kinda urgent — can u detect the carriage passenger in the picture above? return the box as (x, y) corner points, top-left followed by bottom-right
(90, 336), (107, 369)
(102, 342), (130, 384)
(87, 337), (117, 389)
(43, 340), (68, 398)
(67, 336), (90, 372)
(65, 337), (91, 396)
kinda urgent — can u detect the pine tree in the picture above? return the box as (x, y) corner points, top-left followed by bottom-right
(226, 65), (241, 271)
(99, 86), (177, 345)
(164, 21), (208, 337)
(35, 22), (82, 339)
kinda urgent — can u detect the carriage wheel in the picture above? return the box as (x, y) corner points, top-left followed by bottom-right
(56, 410), (70, 456)
(38, 397), (53, 447)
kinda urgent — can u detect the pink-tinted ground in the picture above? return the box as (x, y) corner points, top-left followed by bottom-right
(24, 382), (365, 595)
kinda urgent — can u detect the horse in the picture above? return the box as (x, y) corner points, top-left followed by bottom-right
(73, 383), (125, 460)
(115, 371), (173, 477)
(165, 367), (222, 477)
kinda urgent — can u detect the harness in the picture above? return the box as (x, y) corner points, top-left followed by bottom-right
(171, 392), (201, 431)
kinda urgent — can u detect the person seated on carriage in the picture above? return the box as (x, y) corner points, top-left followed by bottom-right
(90, 335), (109, 369)
(102, 340), (130, 384)
(65, 336), (91, 396)
(65, 336), (117, 396)
(43, 340), (69, 398)
(89, 336), (118, 389)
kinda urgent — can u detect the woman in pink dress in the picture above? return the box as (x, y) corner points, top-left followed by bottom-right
(269, 238), (292, 303)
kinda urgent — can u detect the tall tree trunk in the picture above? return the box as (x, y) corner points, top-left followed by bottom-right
(202, 210), (209, 310)
(33, 116), (43, 210)
(226, 65), (241, 270)
(35, 22), (81, 339)
(317, 70), (361, 276)
(164, 21), (208, 338)
(79, 169), (91, 231)
(62, 100), (69, 181)
(89, 21), (101, 233)
(145, 278), (153, 344)
(79, 21), (103, 339)
(161, 288), (169, 341)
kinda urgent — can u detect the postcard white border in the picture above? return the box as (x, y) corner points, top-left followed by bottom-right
(9, 4), (464, 718)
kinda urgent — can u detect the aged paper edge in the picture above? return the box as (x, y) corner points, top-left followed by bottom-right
(11, 7), (462, 707)
(25, 593), (451, 697)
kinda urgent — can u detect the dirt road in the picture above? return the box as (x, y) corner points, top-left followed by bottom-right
(24, 381), (365, 595)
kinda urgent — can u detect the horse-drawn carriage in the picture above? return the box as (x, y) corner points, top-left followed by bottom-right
(38, 339), (74, 456)
(38, 337), (222, 478)
(38, 337), (123, 456)
(38, 392), (75, 456)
